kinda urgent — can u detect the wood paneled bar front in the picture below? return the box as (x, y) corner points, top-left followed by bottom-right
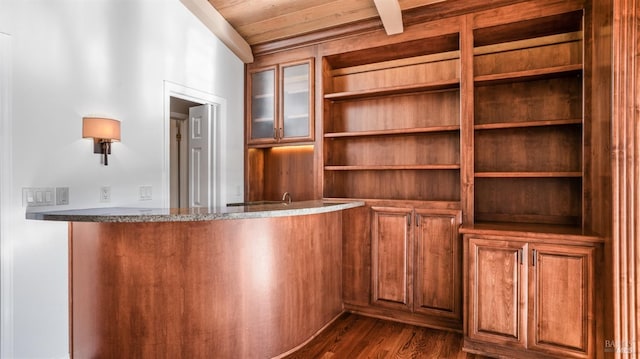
(27, 201), (363, 358)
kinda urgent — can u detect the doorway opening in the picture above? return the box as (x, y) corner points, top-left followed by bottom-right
(164, 82), (227, 209)
(169, 96), (199, 208)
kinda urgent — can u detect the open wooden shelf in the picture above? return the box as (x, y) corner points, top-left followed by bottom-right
(325, 164), (461, 171)
(325, 132), (459, 169)
(324, 43), (460, 204)
(325, 125), (460, 138)
(474, 64), (582, 86)
(474, 171), (582, 178)
(472, 24), (584, 227)
(324, 79), (460, 101)
(474, 118), (581, 130)
(474, 176), (582, 226)
(324, 169), (461, 201)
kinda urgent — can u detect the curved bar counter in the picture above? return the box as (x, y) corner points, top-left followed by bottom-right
(27, 200), (363, 358)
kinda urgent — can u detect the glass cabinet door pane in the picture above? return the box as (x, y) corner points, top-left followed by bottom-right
(282, 63), (310, 138)
(251, 69), (276, 140)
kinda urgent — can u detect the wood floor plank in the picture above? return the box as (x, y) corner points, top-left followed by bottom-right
(284, 313), (490, 358)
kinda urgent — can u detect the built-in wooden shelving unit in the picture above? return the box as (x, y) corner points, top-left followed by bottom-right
(245, 3), (608, 354)
(472, 18), (584, 227)
(323, 34), (461, 203)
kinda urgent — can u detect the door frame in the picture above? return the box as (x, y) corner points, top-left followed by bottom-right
(0, 32), (14, 358)
(163, 81), (227, 208)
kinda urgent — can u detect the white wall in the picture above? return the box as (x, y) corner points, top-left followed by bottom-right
(1, 0), (245, 357)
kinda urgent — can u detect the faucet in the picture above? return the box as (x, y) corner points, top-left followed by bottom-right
(282, 192), (292, 204)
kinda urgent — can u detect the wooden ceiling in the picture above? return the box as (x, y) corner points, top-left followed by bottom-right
(207, 0), (448, 46)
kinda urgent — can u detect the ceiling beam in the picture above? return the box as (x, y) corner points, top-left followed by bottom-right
(373, 0), (404, 35)
(179, 0), (254, 63)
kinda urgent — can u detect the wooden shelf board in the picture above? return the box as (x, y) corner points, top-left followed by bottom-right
(323, 197), (462, 208)
(474, 118), (582, 130)
(331, 50), (460, 77)
(324, 79), (460, 100)
(474, 31), (583, 56)
(325, 164), (461, 171)
(474, 64), (582, 86)
(324, 125), (460, 138)
(460, 222), (601, 243)
(474, 172), (582, 178)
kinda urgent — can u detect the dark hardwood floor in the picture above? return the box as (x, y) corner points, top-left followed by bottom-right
(283, 313), (490, 359)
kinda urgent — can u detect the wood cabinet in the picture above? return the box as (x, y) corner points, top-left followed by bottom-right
(371, 207), (413, 311)
(244, 0), (610, 352)
(245, 57), (317, 202)
(528, 243), (596, 357)
(458, 5), (604, 358)
(467, 238), (528, 349)
(247, 58), (314, 146)
(464, 230), (599, 359)
(370, 206), (462, 325)
(413, 209), (462, 320)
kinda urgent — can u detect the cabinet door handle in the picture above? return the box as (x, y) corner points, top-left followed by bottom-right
(407, 215), (411, 227)
(532, 249), (537, 266)
(273, 128), (277, 139)
(279, 127), (284, 139)
(518, 249), (523, 265)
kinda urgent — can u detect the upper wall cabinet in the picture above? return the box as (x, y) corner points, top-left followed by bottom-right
(247, 59), (314, 146)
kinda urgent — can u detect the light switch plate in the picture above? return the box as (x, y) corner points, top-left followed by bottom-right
(22, 187), (55, 207)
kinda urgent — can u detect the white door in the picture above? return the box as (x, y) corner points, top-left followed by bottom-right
(188, 104), (215, 208)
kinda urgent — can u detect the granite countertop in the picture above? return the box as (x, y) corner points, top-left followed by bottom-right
(25, 200), (365, 223)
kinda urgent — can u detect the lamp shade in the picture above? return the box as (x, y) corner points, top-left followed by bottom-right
(82, 117), (121, 141)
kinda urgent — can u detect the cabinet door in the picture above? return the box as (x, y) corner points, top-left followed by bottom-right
(528, 244), (595, 358)
(371, 207), (413, 311)
(414, 209), (461, 320)
(248, 66), (277, 144)
(468, 237), (526, 348)
(280, 60), (313, 143)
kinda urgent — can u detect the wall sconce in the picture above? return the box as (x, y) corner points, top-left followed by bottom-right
(82, 117), (121, 166)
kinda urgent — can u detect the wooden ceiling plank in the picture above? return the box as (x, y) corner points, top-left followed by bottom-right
(373, 0), (404, 35)
(239, 0), (379, 44)
(398, 0), (448, 11)
(211, 0), (332, 27)
(180, 0), (254, 63)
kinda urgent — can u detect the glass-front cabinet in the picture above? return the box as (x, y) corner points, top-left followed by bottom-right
(247, 59), (314, 146)
(249, 67), (276, 141)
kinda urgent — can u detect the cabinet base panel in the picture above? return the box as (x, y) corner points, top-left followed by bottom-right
(344, 303), (462, 333)
(463, 338), (588, 359)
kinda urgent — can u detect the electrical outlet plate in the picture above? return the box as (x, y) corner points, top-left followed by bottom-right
(56, 187), (69, 205)
(139, 186), (152, 201)
(100, 186), (111, 203)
